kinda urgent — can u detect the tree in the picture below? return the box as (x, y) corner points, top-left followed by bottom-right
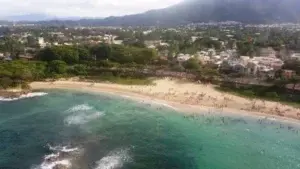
(38, 46), (79, 64)
(2, 37), (25, 58)
(237, 41), (254, 56)
(91, 44), (112, 60)
(48, 60), (67, 74)
(194, 37), (221, 50)
(56, 46), (79, 64)
(132, 48), (157, 64)
(77, 47), (92, 61)
(37, 47), (58, 62)
(183, 58), (201, 70)
(70, 64), (88, 75)
(111, 46), (134, 64)
(27, 36), (37, 47)
(0, 77), (13, 89)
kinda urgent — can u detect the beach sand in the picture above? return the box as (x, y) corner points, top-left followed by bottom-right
(30, 78), (300, 122)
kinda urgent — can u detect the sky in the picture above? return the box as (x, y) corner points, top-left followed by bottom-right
(0, 0), (182, 18)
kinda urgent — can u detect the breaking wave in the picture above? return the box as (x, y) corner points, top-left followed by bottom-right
(32, 144), (80, 169)
(94, 148), (131, 169)
(48, 145), (80, 153)
(64, 104), (105, 125)
(65, 111), (105, 125)
(65, 104), (93, 112)
(0, 92), (48, 101)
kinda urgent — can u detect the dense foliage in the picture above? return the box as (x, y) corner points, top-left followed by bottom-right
(0, 61), (46, 89)
(0, 43), (159, 89)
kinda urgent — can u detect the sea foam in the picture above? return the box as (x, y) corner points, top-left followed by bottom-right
(94, 148), (130, 169)
(66, 104), (93, 112)
(64, 104), (105, 125)
(65, 111), (105, 125)
(32, 144), (80, 169)
(48, 144), (80, 153)
(34, 159), (71, 169)
(0, 92), (48, 101)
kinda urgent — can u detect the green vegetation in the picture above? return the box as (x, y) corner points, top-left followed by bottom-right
(0, 43), (158, 89)
(216, 85), (300, 107)
(183, 58), (201, 71)
(0, 60), (46, 89)
(83, 75), (153, 85)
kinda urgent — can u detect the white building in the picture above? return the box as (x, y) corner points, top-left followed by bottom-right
(240, 56), (250, 65)
(246, 56), (284, 76)
(259, 47), (277, 58)
(291, 53), (300, 61)
(208, 48), (216, 56)
(38, 37), (46, 48)
(191, 36), (199, 42)
(177, 53), (193, 62)
(0, 53), (4, 59)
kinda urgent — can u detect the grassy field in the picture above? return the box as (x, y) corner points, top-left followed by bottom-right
(81, 75), (154, 85)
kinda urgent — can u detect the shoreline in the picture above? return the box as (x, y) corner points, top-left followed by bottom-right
(30, 79), (300, 124)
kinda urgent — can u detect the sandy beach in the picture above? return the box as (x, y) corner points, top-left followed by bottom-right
(30, 78), (300, 122)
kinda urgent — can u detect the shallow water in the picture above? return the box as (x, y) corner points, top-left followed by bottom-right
(0, 90), (300, 169)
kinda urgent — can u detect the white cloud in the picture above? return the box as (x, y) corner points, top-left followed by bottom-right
(0, 0), (182, 17)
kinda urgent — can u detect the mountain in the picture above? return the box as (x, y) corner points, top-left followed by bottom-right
(2, 13), (100, 22)
(15, 0), (300, 26)
(3, 13), (54, 22)
(95, 0), (300, 26)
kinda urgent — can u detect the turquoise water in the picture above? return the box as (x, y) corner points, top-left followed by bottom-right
(0, 90), (300, 169)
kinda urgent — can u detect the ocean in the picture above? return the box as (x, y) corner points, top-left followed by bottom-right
(0, 90), (299, 169)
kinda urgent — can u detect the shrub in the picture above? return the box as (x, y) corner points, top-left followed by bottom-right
(242, 90), (255, 97)
(264, 92), (279, 99)
(71, 64), (87, 75)
(21, 83), (31, 90)
(0, 77), (13, 89)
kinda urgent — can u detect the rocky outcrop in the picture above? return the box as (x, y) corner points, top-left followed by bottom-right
(0, 90), (31, 99)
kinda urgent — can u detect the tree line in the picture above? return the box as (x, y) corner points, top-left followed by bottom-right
(0, 43), (158, 89)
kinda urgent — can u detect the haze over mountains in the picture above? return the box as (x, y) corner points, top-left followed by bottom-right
(4, 0), (300, 26)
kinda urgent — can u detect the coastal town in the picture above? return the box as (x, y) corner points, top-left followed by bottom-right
(1, 22), (300, 79)
(1, 22), (300, 120)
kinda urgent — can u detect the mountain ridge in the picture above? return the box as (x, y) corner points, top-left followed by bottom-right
(6, 0), (300, 26)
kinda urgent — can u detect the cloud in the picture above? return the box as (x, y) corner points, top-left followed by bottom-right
(0, 0), (182, 17)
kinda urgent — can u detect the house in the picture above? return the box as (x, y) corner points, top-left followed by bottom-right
(291, 53), (300, 61)
(159, 42), (169, 47)
(211, 55), (221, 61)
(4, 56), (12, 61)
(210, 37), (218, 41)
(177, 53), (193, 62)
(246, 56), (284, 78)
(240, 56), (250, 65)
(208, 48), (216, 56)
(19, 54), (34, 60)
(220, 51), (230, 59)
(38, 37), (46, 48)
(144, 40), (160, 48)
(197, 55), (210, 64)
(0, 53), (4, 59)
(64, 42), (73, 46)
(233, 63), (247, 73)
(246, 61), (259, 75)
(251, 56), (284, 70)
(191, 36), (199, 42)
(113, 40), (123, 45)
(259, 47), (276, 58)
